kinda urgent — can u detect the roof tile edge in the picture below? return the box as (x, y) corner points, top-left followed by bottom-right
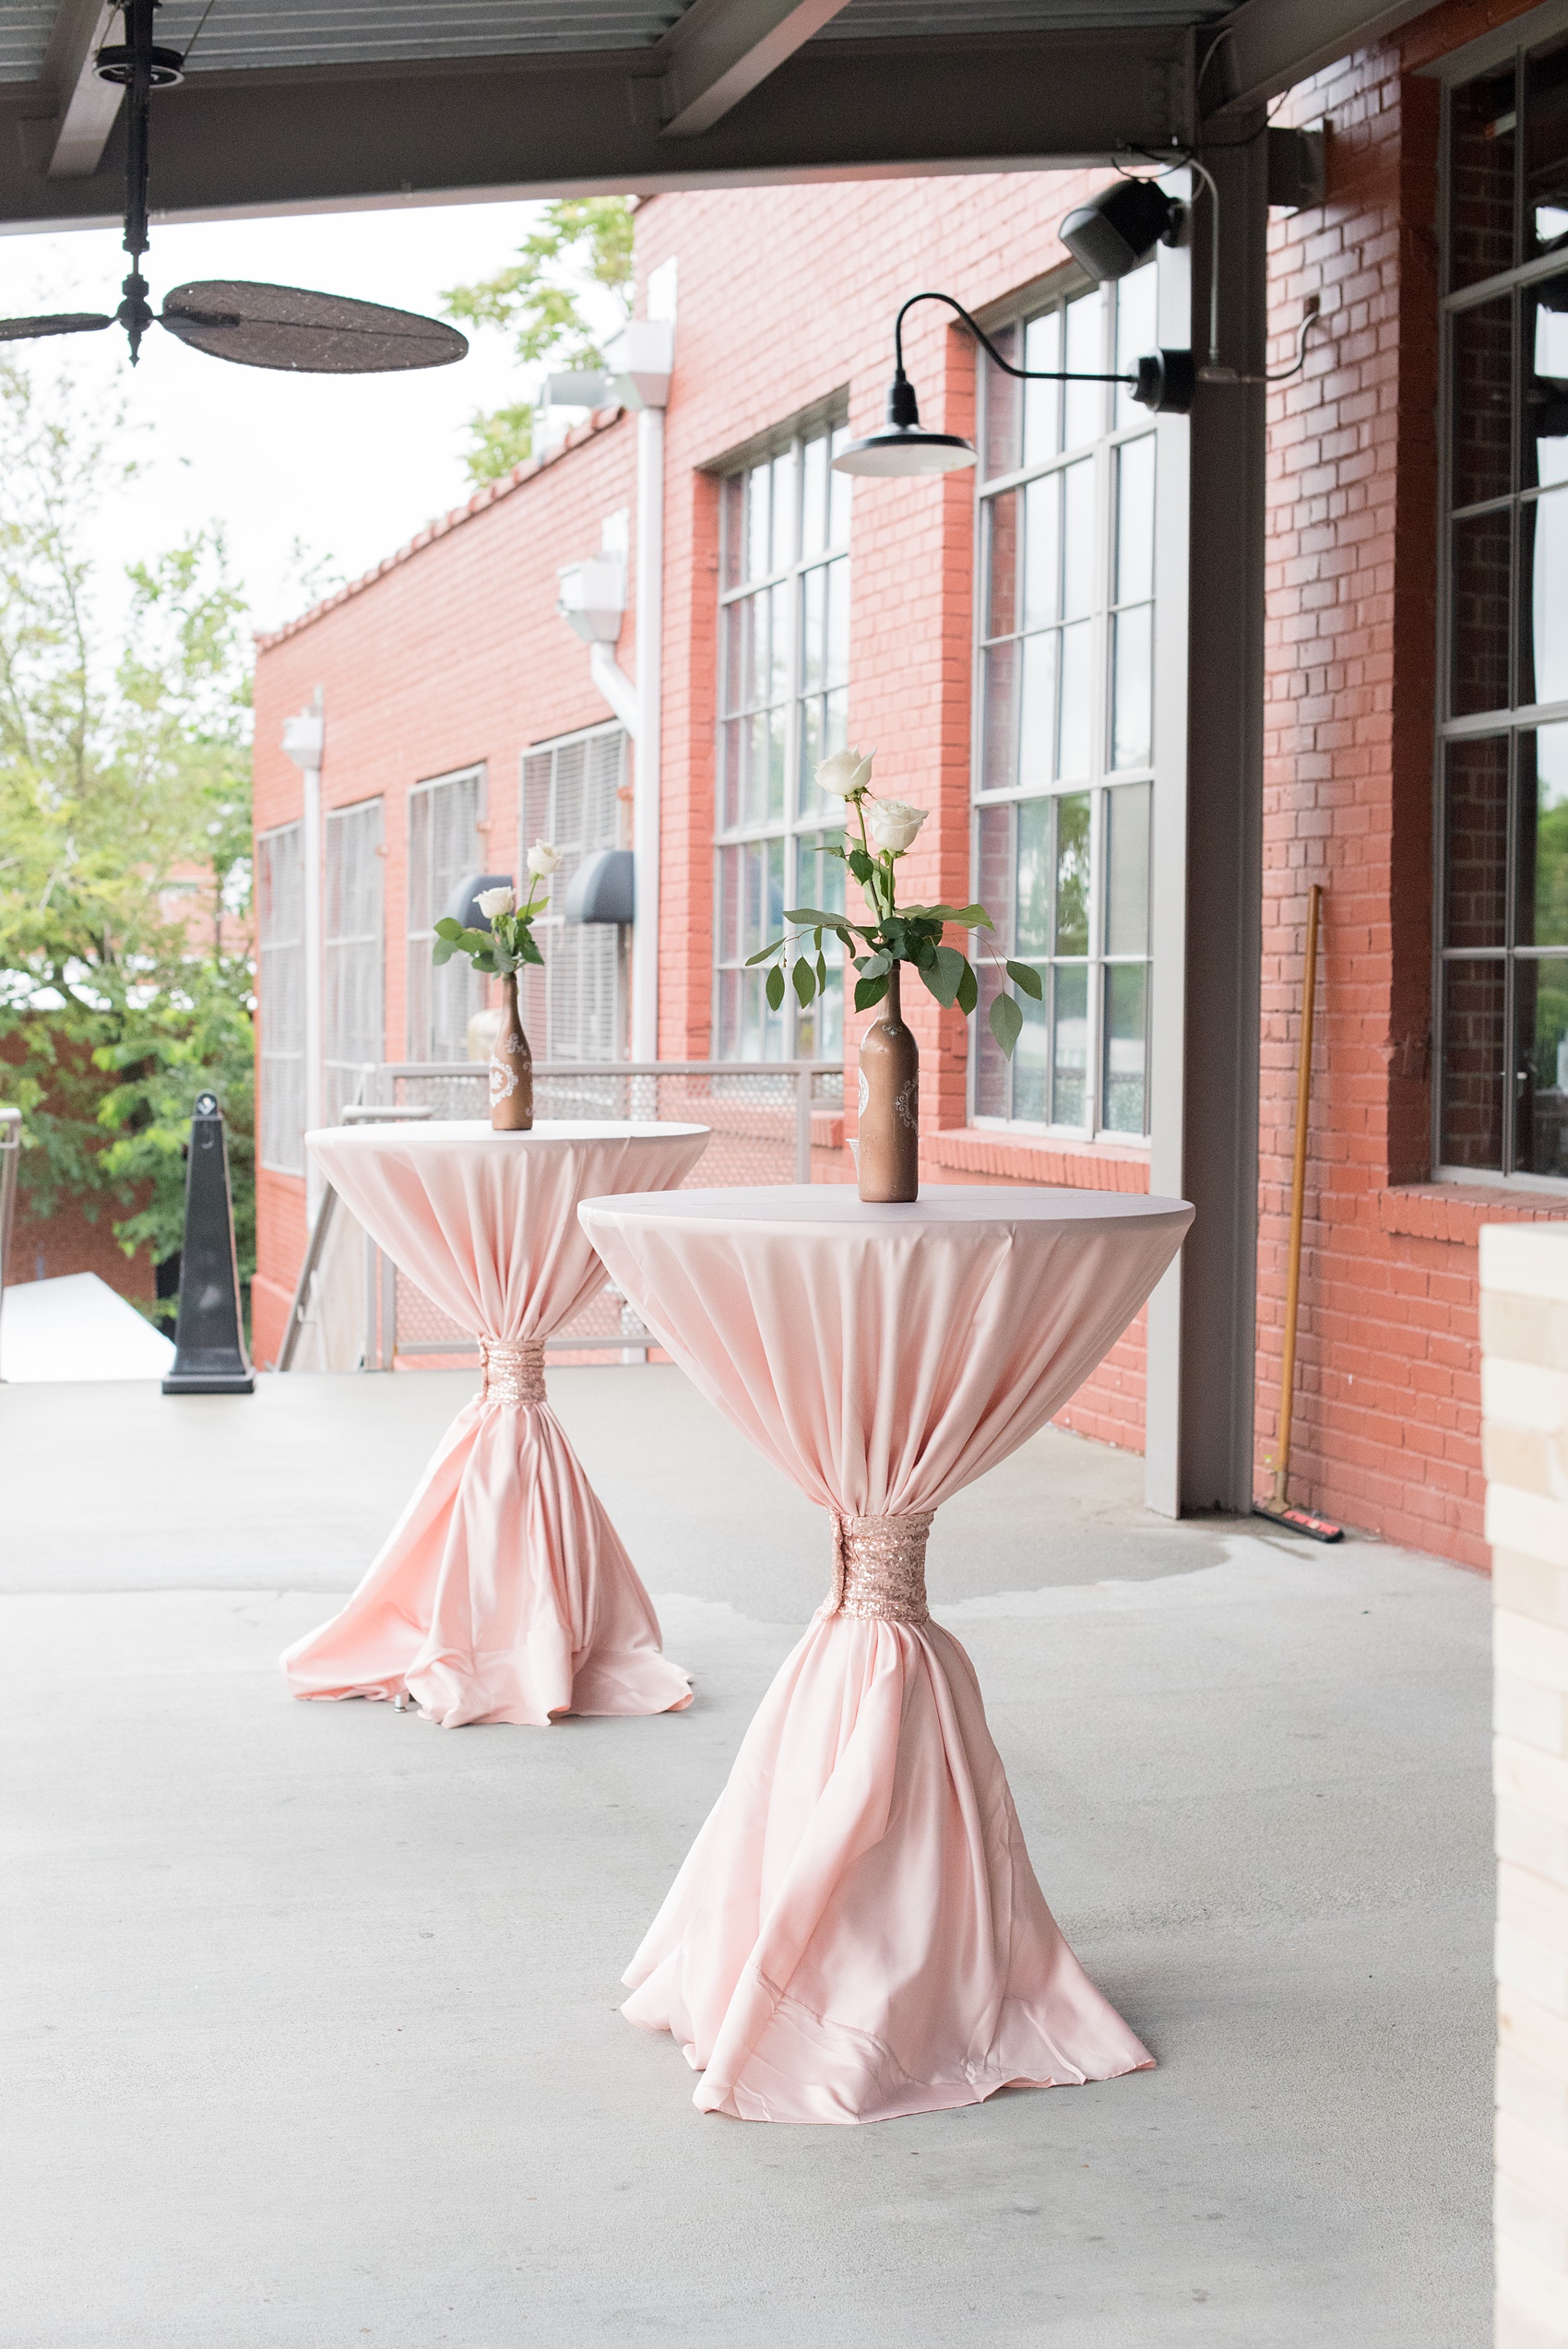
(254, 402), (626, 648)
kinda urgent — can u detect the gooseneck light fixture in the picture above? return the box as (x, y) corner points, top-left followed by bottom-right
(831, 288), (1194, 480)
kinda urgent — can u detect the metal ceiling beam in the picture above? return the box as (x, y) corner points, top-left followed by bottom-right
(0, 29), (1195, 232)
(1199, 0), (1439, 116)
(38, 0), (122, 177)
(657, 0), (856, 137)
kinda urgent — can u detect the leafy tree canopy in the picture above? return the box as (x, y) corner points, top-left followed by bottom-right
(441, 197), (635, 485)
(0, 353), (255, 1288)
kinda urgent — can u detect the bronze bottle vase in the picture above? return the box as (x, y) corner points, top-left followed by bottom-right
(489, 972), (534, 1132)
(856, 961), (919, 1202)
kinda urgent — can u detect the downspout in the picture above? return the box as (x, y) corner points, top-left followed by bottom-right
(632, 402), (664, 1062)
(282, 693), (325, 1221)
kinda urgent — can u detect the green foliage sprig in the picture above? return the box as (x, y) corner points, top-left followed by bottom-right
(744, 749), (1041, 1058)
(432, 853), (561, 978)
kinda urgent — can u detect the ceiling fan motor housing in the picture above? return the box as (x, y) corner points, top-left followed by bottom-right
(94, 42), (184, 86)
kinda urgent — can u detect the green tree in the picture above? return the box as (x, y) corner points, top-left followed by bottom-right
(0, 352), (255, 1299)
(442, 197), (635, 485)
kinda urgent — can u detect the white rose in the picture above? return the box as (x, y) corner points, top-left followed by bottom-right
(815, 747), (875, 801)
(866, 798), (929, 854)
(474, 884), (516, 919)
(527, 840), (564, 877)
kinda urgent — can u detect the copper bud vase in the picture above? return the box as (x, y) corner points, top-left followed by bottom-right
(489, 972), (533, 1132)
(856, 961), (919, 1202)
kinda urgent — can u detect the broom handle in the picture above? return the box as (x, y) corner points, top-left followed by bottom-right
(1272, 884), (1323, 1508)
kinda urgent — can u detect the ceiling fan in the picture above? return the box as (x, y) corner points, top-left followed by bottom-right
(0, 0), (469, 374)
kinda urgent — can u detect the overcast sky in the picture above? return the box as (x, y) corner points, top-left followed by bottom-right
(0, 198), (556, 643)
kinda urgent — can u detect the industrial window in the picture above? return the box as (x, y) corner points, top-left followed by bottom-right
(407, 765), (487, 1062)
(256, 822), (305, 1174)
(519, 724), (627, 1062)
(971, 266), (1157, 1136)
(324, 798), (385, 1123)
(1440, 33), (1568, 1181)
(714, 410), (850, 1061)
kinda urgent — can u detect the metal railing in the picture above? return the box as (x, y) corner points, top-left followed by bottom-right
(279, 1061), (843, 1372)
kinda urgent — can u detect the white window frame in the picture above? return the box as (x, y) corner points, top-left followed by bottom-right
(406, 764), (488, 1062)
(324, 796), (385, 1123)
(968, 267), (1158, 1143)
(713, 402), (851, 1063)
(256, 820), (305, 1175)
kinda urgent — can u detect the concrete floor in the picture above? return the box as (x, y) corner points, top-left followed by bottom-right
(2, 1369), (1492, 2347)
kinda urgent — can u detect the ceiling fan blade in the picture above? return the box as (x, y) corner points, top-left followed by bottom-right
(158, 281), (468, 374)
(0, 313), (115, 343)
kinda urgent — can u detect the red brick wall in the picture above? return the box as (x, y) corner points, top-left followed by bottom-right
(1259, 8), (1566, 1570)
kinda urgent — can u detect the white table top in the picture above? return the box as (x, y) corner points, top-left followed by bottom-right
(580, 1182), (1193, 1231)
(309, 1119), (710, 1155)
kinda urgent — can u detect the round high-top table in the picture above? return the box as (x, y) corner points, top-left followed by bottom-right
(281, 1121), (709, 1727)
(577, 1182), (1194, 2125)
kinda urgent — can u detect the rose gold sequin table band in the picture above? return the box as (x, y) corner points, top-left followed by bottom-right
(479, 1336), (547, 1406)
(827, 1509), (934, 1624)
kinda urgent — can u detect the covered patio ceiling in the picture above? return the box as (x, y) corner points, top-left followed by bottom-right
(0, 0), (1433, 231)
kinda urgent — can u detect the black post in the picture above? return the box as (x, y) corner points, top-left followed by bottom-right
(161, 1089), (254, 1395)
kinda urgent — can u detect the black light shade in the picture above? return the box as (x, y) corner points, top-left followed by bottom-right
(1060, 180), (1182, 284)
(832, 368), (977, 477)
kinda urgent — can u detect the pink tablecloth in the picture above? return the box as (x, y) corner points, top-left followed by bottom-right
(281, 1121), (708, 1726)
(578, 1184), (1193, 2124)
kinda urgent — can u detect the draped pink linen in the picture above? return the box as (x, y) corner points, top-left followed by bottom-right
(281, 1121), (708, 1727)
(578, 1185), (1193, 2124)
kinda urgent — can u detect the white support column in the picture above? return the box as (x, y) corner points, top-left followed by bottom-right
(632, 401), (664, 1063)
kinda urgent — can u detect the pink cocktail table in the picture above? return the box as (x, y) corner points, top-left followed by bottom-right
(281, 1119), (708, 1727)
(578, 1182), (1193, 2124)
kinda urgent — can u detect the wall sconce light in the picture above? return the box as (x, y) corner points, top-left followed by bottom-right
(556, 554), (627, 645)
(832, 288), (1194, 480)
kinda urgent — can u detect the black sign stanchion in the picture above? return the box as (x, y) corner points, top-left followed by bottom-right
(161, 1089), (254, 1395)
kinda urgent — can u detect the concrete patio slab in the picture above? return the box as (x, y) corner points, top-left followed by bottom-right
(1, 1370), (1491, 2346)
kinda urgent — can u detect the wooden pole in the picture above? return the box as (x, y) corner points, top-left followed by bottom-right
(1271, 884), (1323, 1509)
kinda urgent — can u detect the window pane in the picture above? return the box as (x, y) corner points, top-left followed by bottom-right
(771, 448), (797, 573)
(1052, 961), (1089, 1126)
(1115, 265), (1158, 430)
(1522, 486), (1568, 704)
(800, 696), (823, 813)
(1063, 289), (1104, 449)
(1444, 734), (1510, 946)
(1018, 632), (1057, 789)
(1521, 723), (1568, 945)
(1062, 460), (1096, 618)
(767, 705), (786, 822)
(1451, 504), (1513, 714)
(984, 489), (1019, 640)
(1103, 963), (1147, 1133)
(1450, 65), (1517, 291)
(802, 433), (827, 559)
(1115, 434), (1156, 604)
(826, 556), (849, 685)
(974, 804), (1012, 1117)
(981, 641), (1018, 792)
(1022, 308), (1061, 465)
(1023, 472), (1061, 630)
(1054, 791), (1091, 954)
(984, 323), (1022, 479)
(746, 462), (770, 584)
(722, 473), (743, 590)
(1016, 796), (1051, 953)
(1441, 958), (1506, 1168)
(802, 565), (824, 694)
(1112, 604), (1153, 771)
(1106, 780), (1151, 954)
(829, 427), (851, 547)
(1529, 280), (1568, 488)
(1014, 978), (1049, 1121)
(1526, 35), (1568, 264)
(1516, 957), (1568, 1174)
(1058, 623), (1092, 779)
(769, 579), (790, 704)
(1452, 295), (1513, 509)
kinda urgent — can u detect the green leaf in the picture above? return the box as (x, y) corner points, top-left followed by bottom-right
(956, 958), (979, 1017)
(847, 848), (874, 886)
(472, 950), (499, 975)
(903, 902), (995, 931)
(434, 917), (464, 942)
(791, 956), (816, 1007)
(815, 952), (827, 991)
(744, 938), (784, 967)
(431, 940), (456, 967)
(1004, 958), (1043, 1001)
(921, 943), (968, 1009)
(782, 907), (846, 931)
(854, 971), (889, 1014)
(858, 948), (892, 983)
(989, 991), (1024, 1058)
(518, 932), (544, 967)
(766, 964), (786, 1012)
